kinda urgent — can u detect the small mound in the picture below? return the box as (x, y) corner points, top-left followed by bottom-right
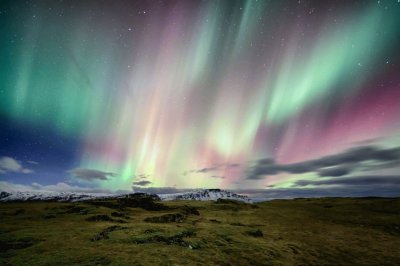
(0, 236), (39, 251)
(86, 214), (114, 222)
(130, 229), (196, 248)
(144, 213), (186, 223)
(245, 229), (263, 237)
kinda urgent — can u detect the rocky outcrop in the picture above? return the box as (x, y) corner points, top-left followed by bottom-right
(144, 205), (200, 223)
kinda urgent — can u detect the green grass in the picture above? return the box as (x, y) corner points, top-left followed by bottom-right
(1, 198), (399, 265)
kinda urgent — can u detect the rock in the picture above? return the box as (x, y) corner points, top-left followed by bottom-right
(0, 191), (11, 200)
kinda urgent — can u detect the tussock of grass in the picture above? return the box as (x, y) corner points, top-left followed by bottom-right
(91, 226), (127, 241)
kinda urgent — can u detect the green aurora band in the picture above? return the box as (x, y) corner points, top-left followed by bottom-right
(1, 0), (399, 190)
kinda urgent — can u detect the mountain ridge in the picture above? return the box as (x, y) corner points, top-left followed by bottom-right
(160, 189), (252, 203)
(0, 189), (252, 203)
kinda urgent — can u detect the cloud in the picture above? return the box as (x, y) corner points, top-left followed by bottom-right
(133, 174), (150, 179)
(131, 186), (194, 194)
(0, 181), (129, 194)
(210, 175), (225, 179)
(295, 175), (400, 187)
(0, 156), (34, 174)
(27, 160), (39, 165)
(196, 167), (218, 173)
(132, 180), (152, 186)
(246, 145), (400, 179)
(184, 162), (241, 175)
(235, 185), (400, 202)
(0, 157), (21, 172)
(68, 168), (116, 181)
(317, 166), (351, 177)
(21, 168), (34, 174)
(132, 174), (152, 186)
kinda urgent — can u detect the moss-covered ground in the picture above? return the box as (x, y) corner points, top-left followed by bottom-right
(1, 197), (399, 265)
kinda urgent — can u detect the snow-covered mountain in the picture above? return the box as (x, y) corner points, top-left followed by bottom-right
(0, 191), (114, 202)
(0, 189), (252, 203)
(160, 189), (252, 203)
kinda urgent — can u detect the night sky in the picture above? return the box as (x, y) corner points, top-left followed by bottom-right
(1, 0), (400, 198)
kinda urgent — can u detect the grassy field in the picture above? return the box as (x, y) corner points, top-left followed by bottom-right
(1, 197), (399, 265)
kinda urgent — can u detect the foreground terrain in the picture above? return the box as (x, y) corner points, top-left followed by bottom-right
(1, 197), (399, 265)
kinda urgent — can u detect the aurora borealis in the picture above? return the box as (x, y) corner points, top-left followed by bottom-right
(1, 0), (400, 198)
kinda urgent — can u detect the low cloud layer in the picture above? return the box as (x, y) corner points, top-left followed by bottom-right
(132, 180), (152, 186)
(235, 185), (400, 202)
(295, 175), (400, 187)
(0, 181), (129, 194)
(68, 168), (116, 181)
(131, 186), (194, 194)
(246, 145), (400, 179)
(0, 156), (34, 174)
